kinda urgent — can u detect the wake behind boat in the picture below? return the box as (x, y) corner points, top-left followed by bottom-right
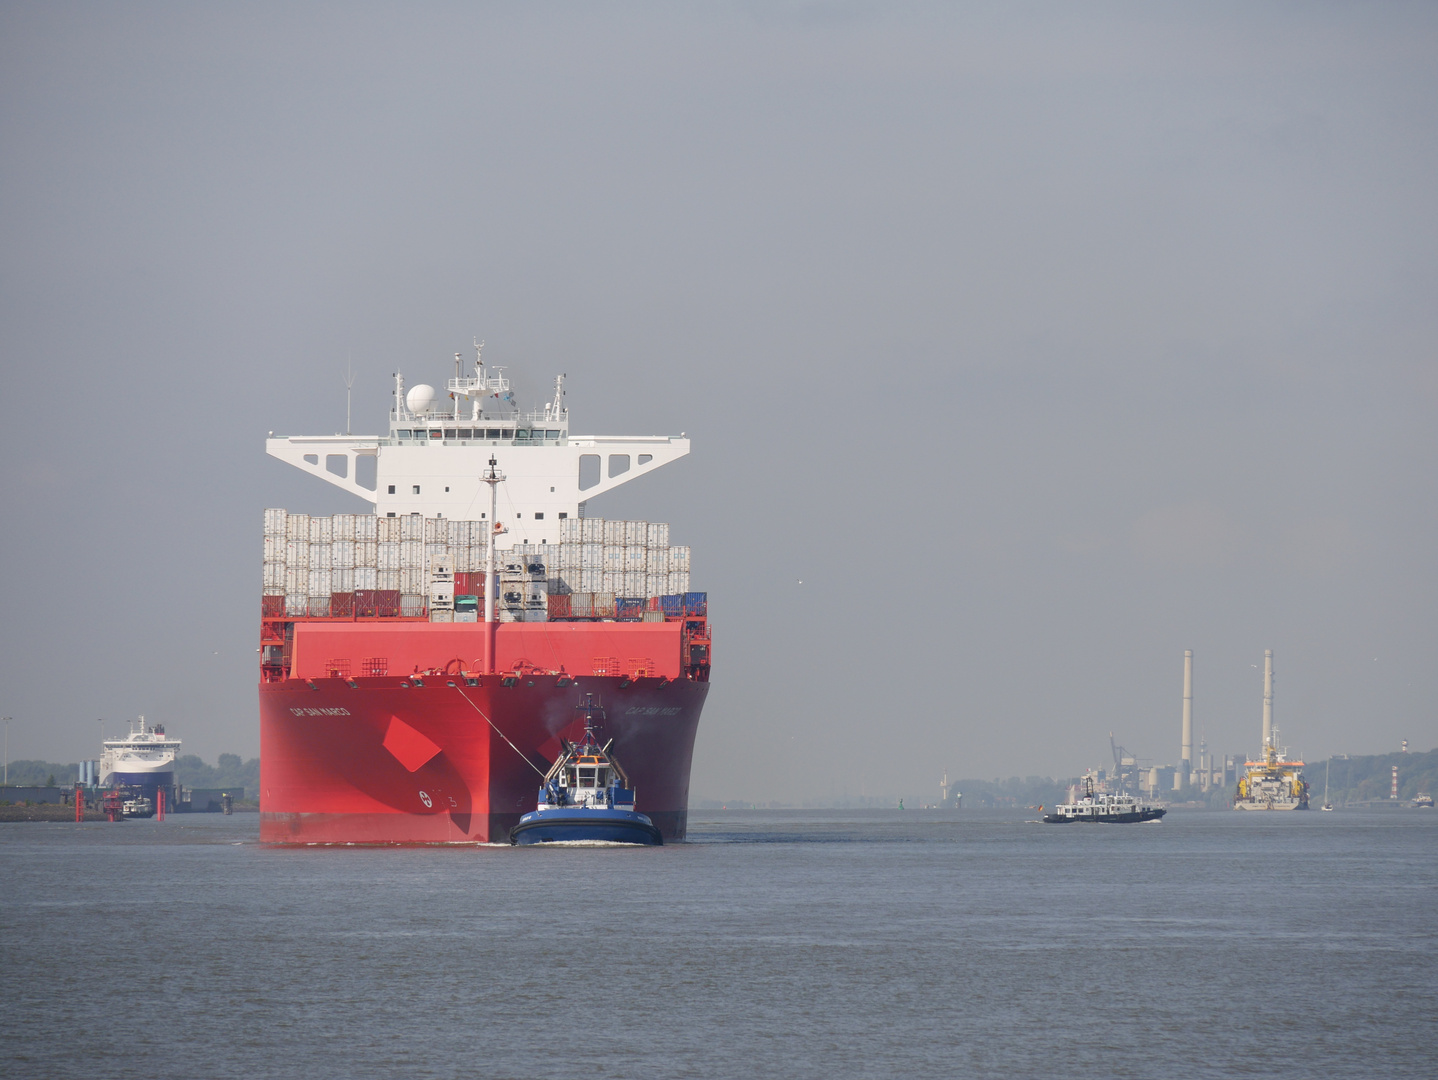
(509, 696), (663, 846)
(1043, 775), (1166, 824)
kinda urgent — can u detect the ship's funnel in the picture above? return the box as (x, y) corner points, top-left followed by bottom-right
(1261, 649), (1274, 751)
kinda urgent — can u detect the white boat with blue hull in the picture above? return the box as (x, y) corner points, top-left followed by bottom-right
(100, 716), (180, 802)
(1043, 775), (1166, 824)
(510, 696), (663, 846)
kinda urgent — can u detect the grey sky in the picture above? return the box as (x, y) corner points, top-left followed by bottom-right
(2, 3), (1434, 802)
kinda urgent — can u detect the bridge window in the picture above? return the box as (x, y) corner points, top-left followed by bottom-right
(387, 485), (396, 494)
(534, 513), (544, 520)
(486, 429), (501, 439)
(444, 429), (456, 439)
(458, 429), (472, 439)
(397, 430), (412, 439)
(429, 430), (442, 439)
(546, 430), (559, 439)
(579, 454), (600, 491)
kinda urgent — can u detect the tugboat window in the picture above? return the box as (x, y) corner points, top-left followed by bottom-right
(578, 767), (596, 785)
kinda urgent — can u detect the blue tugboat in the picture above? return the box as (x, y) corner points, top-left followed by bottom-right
(509, 695), (664, 846)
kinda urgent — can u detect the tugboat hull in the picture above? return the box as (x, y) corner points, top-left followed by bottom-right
(510, 808), (663, 846)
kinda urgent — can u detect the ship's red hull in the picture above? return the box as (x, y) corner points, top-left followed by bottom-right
(258, 621), (709, 843)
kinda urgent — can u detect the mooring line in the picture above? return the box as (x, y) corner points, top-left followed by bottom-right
(454, 686), (548, 778)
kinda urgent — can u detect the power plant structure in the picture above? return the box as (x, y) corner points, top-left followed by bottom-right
(1178, 650), (1193, 793)
(1069, 647), (1271, 805)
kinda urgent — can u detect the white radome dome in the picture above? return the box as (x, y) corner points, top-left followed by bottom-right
(405, 384), (437, 415)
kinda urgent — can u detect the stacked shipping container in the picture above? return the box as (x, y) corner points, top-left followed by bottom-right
(261, 510), (694, 623)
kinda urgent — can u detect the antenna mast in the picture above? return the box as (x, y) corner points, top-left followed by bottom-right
(343, 358), (356, 435)
(480, 455), (506, 672)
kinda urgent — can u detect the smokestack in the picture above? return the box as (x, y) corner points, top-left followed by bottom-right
(1261, 649), (1274, 752)
(1181, 650), (1193, 786)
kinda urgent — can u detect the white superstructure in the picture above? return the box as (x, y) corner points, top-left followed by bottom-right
(265, 343), (690, 547)
(1043, 774), (1166, 823)
(99, 716), (181, 788)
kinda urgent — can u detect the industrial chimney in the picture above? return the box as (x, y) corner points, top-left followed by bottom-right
(1261, 649), (1274, 752)
(1180, 650), (1193, 791)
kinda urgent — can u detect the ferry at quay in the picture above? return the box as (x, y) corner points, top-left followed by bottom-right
(100, 716), (180, 803)
(259, 345), (712, 844)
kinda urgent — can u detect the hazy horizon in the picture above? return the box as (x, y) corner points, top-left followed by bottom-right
(2, 3), (1435, 801)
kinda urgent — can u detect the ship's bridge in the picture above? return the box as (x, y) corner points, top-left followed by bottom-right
(265, 345), (690, 547)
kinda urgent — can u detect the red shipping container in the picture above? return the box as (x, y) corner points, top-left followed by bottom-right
(330, 592), (355, 618)
(349, 590), (404, 618)
(456, 571), (490, 596)
(548, 594), (571, 618)
(262, 595), (285, 617)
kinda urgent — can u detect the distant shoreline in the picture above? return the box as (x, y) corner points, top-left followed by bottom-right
(0, 804), (259, 823)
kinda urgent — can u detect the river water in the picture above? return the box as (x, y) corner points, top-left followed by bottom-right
(2, 808), (1434, 1078)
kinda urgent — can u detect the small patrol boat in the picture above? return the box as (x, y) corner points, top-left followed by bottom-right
(509, 695), (663, 846)
(1042, 774), (1166, 824)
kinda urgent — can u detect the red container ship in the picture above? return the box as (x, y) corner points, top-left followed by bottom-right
(259, 347), (711, 843)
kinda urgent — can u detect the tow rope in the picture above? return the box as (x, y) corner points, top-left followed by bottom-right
(454, 686), (548, 779)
